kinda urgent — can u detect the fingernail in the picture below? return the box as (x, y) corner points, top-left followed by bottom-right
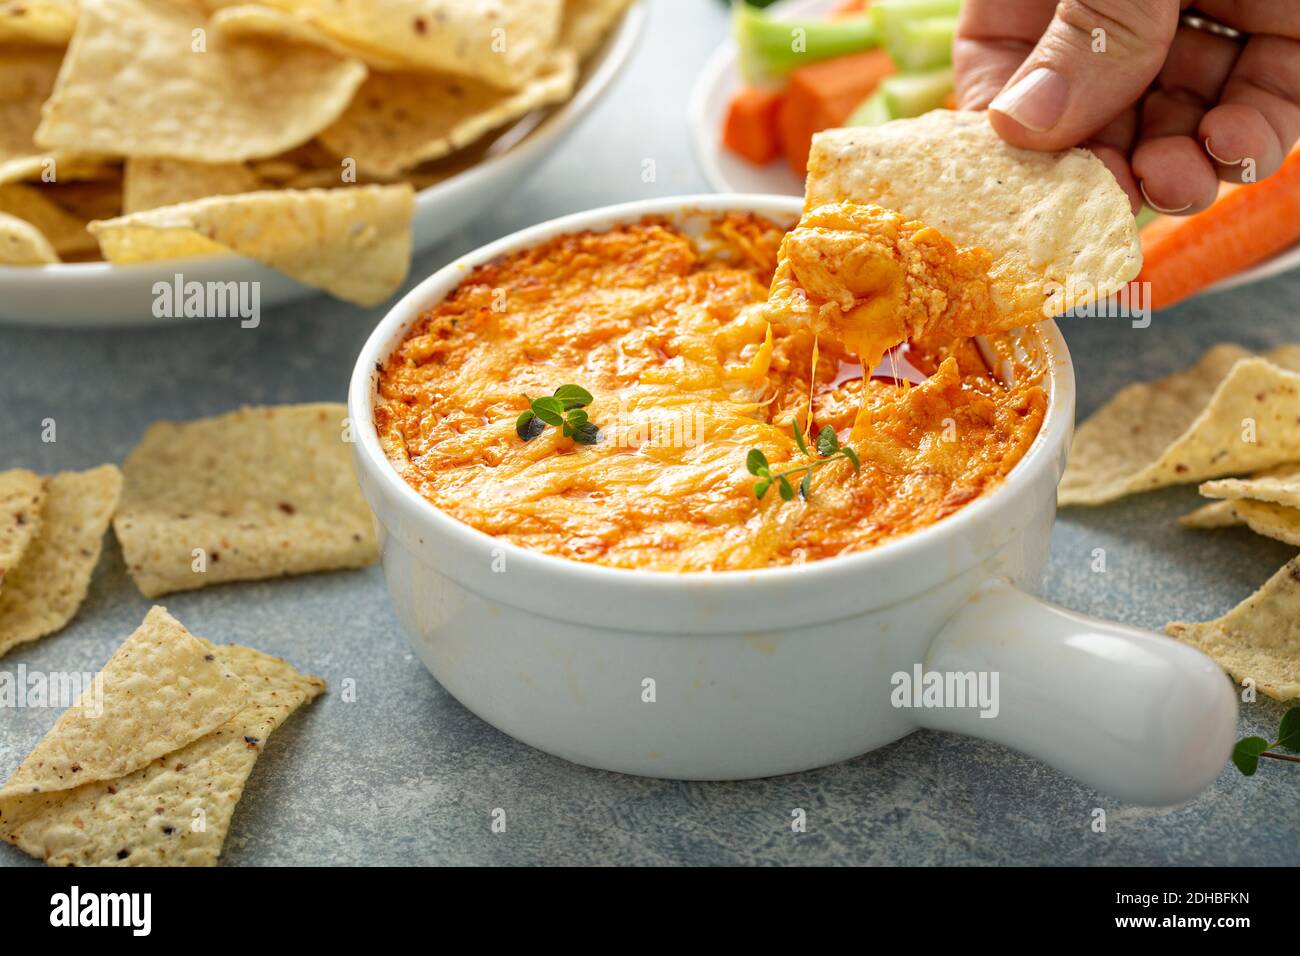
(1203, 137), (1236, 165)
(1138, 179), (1193, 215)
(989, 67), (1068, 132)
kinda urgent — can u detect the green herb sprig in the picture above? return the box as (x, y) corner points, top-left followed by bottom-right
(747, 421), (859, 502)
(516, 384), (599, 445)
(1232, 706), (1300, 776)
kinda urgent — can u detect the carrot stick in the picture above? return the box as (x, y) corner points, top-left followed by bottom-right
(722, 86), (784, 164)
(1137, 156), (1300, 310)
(778, 48), (896, 176)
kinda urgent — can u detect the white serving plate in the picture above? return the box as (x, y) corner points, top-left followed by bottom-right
(686, 0), (1300, 301)
(0, 1), (645, 328)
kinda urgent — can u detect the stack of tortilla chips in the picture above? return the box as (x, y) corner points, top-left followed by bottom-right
(0, 0), (631, 305)
(1060, 343), (1300, 700)
(0, 606), (324, 866)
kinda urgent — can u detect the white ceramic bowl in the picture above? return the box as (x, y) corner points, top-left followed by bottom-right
(349, 194), (1237, 805)
(0, 1), (646, 328)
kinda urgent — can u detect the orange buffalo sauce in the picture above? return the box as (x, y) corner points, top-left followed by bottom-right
(374, 213), (1046, 571)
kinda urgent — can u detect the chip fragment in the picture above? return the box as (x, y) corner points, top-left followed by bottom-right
(1167, 557), (1300, 701)
(0, 464), (122, 658)
(113, 404), (379, 598)
(0, 607), (323, 866)
(1060, 345), (1300, 505)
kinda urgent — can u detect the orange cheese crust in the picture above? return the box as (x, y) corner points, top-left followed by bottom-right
(374, 213), (1046, 571)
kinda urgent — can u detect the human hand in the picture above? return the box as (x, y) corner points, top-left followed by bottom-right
(954, 1), (1300, 214)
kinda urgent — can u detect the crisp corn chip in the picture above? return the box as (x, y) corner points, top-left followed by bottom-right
(114, 404), (378, 598)
(88, 184), (414, 305)
(1167, 557), (1300, 701)
(318, 51), (577, 177)
(0, 183), (96, 256)
(0, 469), (44, 594)
(36, 0), (367, 163)
(1060, 345), (1300, 505)
(0, 465), (122, 658)
(0, 210), (57, 263)
(123, 158), (263, 214)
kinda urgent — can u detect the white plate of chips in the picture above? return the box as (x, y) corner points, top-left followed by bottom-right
(0, 0), (644, 327)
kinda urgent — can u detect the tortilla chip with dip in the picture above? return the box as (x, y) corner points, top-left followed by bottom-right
(35, 0), (367, 164)
(0, 465), (122, 659)
(114, 403), (379, 598)
(1167, 557), (1300, 701)
(805, 110), (1142, 321)
(89, 184), (415, 306)
(1060, 344), (1300, 506)
(0, 606), (325, 866)
(0, 469), (45, 594)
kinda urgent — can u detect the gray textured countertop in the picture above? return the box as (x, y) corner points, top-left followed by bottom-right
(1, 0), (1296, 866)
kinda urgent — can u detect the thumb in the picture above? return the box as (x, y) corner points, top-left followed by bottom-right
(988, 0), (1179, 150)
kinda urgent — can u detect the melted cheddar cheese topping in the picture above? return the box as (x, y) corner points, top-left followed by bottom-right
(374, 213), (1046, 571)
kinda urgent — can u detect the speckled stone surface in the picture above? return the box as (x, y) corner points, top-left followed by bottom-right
(1, 0), (1296, 866)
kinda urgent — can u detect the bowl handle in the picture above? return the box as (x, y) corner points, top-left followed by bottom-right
(915, 580), (1238, 806)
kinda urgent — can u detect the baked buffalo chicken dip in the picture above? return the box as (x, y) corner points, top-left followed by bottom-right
(374, 207), (1048, 571)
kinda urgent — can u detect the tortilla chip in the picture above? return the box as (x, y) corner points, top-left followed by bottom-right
(318, 51), (577, 177)
(1179, 500), (1241, 529)
(43, 178), (123, 229)
(0, 465), (122, 658)
(0, 209), (57, 263)
(122, 157), (263, 214)
(1167, 557), (1300, 701)
(1201, 462), (1300, 509)
(0, 183), (96, 256)
(561, 0), (632, 59)
(0, 607), (251, 796)
(1059, 344), (1300, 505)
(806, 111), (1141, 323)
(210, 3), (407, 70)
(0, 46), (113, 186)
(250, 0), (565, 88)
(0, 0), (76, 44)
(88, 184), (414, 305)
(114, 404), (379, 598)
(0, 611), (323, 866)
(0, 470), (44, 593)
(35, 0), (367, 164)
(1225, 499), (1300, 547)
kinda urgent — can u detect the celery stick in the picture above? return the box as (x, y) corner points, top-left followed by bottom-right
(734, 1), (880, 86)
(881, 67), (953, 117)
(892, 16), (957, 70)
(846, 89), (893, 127)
